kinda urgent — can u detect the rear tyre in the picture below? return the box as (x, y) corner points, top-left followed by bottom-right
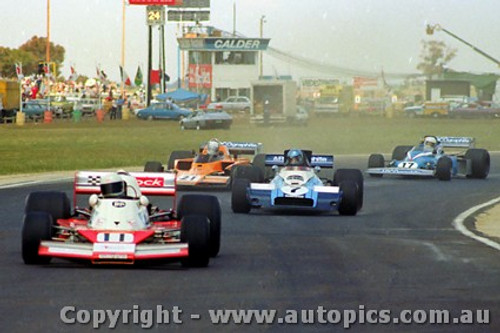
(232, 165), (264, 183)
(367, 154), (385, 178)
(167, 150), (193, 170)
(231, 179), (251, 213)
(144, 161), (164, 172)
(391, 145), (413, 160)
(25, 191), (71, 220)
(22, 212), (53, 265)
(177, 194), (221, 257)
(333, 169), (364, 211)
(252, 154), (268, 180)
(180, 215), (210, 267)
(465, 148), (490, 179)
(338, 181), (359, 216)
(435, 156), (452, 181)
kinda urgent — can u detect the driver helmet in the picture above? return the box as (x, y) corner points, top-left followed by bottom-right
(100, 173), (126, 198)
(207, 139), (220, 155)
(286, 149), (305, 166)
(423, 136), (438, 150)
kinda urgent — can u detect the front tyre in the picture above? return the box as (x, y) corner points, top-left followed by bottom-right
(231, 179), (251, 213)
(333, 169), (363, 211)
(177, 195), (221, 258)
(465, 148), (490, 179)
(435, 156), (452, 181)
(180, 215), (210, 267)
(338, 181), (359, 216)
(367, 154), (385, 178)
(22, 212), (53, 265)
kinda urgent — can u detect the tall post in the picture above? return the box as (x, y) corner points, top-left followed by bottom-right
(259, 15), (266, 78)
(232, 2), (236, 36)
(121, 0), (126, 98)
(147, 26), (153, 107)
(46, 0), (51, 64)
(162, 24), (166, 92)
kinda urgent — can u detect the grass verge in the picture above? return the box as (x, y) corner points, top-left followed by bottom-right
(0, 115), (498, 175)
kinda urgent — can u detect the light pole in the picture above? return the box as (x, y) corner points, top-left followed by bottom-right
(259, 15), (266, 78)
(426, 23), (500, 68)
(46, 0), (51, 64)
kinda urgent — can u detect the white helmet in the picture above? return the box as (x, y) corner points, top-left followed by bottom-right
(207, 140), (219, 155)
(424, 136), (437, 148)
(100, 173), (126, 198)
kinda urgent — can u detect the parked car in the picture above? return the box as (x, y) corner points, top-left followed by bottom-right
(136, 102), (191, 120)
(21, 100), (50, 120)
(207, 96), (251, 113)
(180, 109), (232, 130)
(449, 101), (500, 118)
(49, 95), (74, 118)
(77, 98), (101, 116)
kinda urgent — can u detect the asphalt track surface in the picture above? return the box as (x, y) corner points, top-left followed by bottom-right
(1, 155), (500, 332)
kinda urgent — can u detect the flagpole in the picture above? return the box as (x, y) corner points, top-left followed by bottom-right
(121, 0), (126, 99)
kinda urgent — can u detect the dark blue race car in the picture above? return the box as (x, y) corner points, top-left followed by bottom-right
(367, 136), (490, 180)
(231, 149), (363, 216)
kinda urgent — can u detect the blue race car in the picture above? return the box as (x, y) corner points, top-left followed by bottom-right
(367, 136), (490, 180)
(231, 149), (363, 215)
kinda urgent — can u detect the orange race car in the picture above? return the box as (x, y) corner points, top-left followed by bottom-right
(144, 139), (263, 188)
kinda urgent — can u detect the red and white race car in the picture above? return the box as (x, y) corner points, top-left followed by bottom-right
(21, 170), (221, 267)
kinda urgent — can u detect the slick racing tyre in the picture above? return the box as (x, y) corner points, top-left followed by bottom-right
(231, 179), (251, 214)
(252, 154), (269, 181)
(232, 165), (264, 183)
(180, 215), (211, 267)
(25, 191), (71, 220)
(167, 150), (193, 170)
(144, 161), (164, 172)
(367, 154), (385, 178)
(22, 212), (53, 265)
(338, 181), (359, 216)
(465, 148), (490, 179)
(391, 145), (413, 161)
(436, 156), (452, 181)
(177, 195), (221, 258)
(333, 169), (364, 211)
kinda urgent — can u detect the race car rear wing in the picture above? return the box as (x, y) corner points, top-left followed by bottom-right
(437, 136), (475, 148)
(199, 141), (262, 155)
(264, 153), (334, 168)
(74, 171), (176, 198)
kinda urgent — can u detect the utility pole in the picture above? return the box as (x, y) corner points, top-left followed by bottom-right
(121, 0), (126, 98)
(259, 15), (266, 78)
(46, 0), (51, 64)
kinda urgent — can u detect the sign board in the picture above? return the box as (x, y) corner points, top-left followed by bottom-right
(178, 38), (270, 51)
(170, 0), (209, 8)
(146, 6), (165, 25)
(129, 0), (179, 5)
(188, 64), (212, 88)
(167, 10), (210, 22)
(353, 76), (379, 89)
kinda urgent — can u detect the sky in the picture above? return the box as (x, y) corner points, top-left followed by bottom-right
(2, 0), (500, 83)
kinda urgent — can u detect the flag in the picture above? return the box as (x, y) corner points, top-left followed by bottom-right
(15, 63), (24, 80)
(96, 65), (108, 82)
(150, 69), (160, 85)
(119, 65), (132, 86)
(68, 65), (79, 82)
(134, 66), (143, 86)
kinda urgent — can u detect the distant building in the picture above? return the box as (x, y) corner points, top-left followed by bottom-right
(177, 25), (270, 101)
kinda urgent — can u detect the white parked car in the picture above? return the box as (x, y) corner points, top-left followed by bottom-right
(207, 96), (251, 113)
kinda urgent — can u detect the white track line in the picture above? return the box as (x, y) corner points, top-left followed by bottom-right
(453, 196), (500, 251)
